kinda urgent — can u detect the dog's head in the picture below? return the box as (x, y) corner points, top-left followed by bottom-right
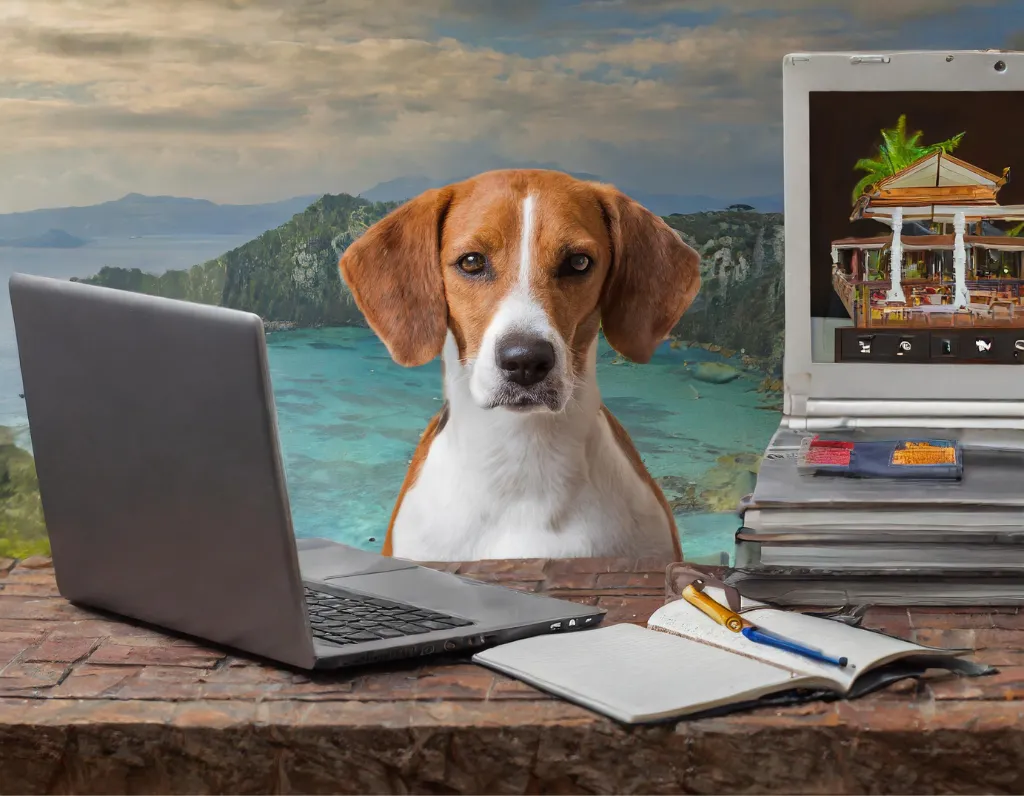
(338, 169), (700, 413)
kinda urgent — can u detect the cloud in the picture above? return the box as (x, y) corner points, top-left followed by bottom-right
(0, 0), (1020, 212)
(27, 30), (154, 58)
(608, 0), (1012, 24)
(40, 102), (309, 136)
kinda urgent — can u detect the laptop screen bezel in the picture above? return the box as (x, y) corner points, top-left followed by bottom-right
(783, 50), (1024, 405)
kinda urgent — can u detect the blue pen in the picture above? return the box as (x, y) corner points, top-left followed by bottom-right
(741, 626), (849, 668)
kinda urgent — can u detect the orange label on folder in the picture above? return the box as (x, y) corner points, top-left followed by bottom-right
(891, 442), (956, 466)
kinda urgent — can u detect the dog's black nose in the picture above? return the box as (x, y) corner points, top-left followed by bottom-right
(497, 335), (555, 387)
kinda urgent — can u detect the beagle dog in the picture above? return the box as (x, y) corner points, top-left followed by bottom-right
(339, 169), (700, 561)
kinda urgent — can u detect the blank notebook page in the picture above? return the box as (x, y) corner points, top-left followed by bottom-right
(473, 623), (804, 724)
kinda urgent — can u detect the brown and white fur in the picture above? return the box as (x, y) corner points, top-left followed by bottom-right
(338, 169), (700, 561)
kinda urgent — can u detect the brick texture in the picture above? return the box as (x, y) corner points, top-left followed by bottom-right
(1, 555), (1023, 794)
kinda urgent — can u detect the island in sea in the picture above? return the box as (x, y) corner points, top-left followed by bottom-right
(0, 229), (88, 249)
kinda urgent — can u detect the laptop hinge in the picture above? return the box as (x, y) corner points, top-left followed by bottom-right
(785, 392), (807, 417)
(785, 398), (1024, 431)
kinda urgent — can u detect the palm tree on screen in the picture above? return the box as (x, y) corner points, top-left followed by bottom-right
(851, 115), (965, 204)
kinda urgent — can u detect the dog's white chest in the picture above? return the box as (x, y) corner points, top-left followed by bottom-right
(389, 413), (673, 561)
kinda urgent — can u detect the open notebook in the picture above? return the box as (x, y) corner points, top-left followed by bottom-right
(472, 587), (992, 724)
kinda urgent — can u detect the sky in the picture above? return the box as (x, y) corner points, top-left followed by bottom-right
(1, 0), (1023, 213)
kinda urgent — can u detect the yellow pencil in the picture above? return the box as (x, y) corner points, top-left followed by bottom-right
(680, 579), (745, 632)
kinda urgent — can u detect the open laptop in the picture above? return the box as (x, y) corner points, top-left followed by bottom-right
(783, 50), (1024, 432)
(8, 273), (604, 670)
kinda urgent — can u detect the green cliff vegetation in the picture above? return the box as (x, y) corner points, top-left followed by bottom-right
(78, 257), (227, 305)
(666, 209), (785, 372)
(0, 427), (48, 559)
(75, 194), (399, 325)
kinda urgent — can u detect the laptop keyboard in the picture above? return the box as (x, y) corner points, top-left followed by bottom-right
(304, 586), (474, 645)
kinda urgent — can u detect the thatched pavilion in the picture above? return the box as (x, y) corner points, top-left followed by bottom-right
(831, 152), (1024, 328)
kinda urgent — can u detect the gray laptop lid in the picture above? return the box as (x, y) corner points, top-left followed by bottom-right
(9, 273), (316, 669)
(782, 51), (1024, 425)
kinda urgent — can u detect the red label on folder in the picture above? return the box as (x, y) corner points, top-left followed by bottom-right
(803, 446), (852, 466)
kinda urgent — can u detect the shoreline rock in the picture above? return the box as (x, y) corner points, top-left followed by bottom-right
(658, 451), (762, 515)
(691, 361), (743, 384)
(263, 320), (299, 332)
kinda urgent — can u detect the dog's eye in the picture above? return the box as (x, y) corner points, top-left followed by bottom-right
(569, 254), (591, 272)
(457, 253), (486, 274)
(558, 253), (592, 277)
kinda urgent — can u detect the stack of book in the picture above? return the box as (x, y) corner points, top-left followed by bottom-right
(727, 426), (1024, 606)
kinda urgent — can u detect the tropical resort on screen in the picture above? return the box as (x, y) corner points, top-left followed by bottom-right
(831, 117), (1024, 329)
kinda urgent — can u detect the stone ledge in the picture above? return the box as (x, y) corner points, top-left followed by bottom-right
(4, 556), (1024, 794)
(3, 698), (1024, 793)
(2, 693), (1024, 731)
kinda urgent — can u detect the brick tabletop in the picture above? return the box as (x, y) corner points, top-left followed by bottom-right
(2, 555), (1024, 794)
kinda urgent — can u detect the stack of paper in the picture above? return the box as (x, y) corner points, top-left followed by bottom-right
(730, 426), (1024, 605)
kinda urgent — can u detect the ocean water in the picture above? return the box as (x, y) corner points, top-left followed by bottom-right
(267, 327), (779, 561)
(0, 235), (252, 429)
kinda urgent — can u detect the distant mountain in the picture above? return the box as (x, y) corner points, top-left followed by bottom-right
(358, 176), (438, 203)
(624, 191), (783, 216)
(358, 173), (782, 216)
(0, 228), (88, 248)
(0, 193), (322, 239)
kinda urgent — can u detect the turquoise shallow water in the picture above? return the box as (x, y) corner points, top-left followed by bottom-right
(267, 327), (780, 562)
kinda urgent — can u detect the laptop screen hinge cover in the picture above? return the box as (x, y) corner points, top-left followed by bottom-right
(786, 399), (1024, 431)
(785, 392), (807, 418)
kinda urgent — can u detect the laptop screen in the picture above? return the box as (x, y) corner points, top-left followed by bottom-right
(809, 90), (1024, 366)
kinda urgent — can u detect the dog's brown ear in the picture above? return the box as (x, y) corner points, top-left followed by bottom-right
(597, 187), (701, 363)
(338, 188), (453, 367)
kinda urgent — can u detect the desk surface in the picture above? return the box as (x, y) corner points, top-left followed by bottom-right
(2, 554), (1023, 794)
